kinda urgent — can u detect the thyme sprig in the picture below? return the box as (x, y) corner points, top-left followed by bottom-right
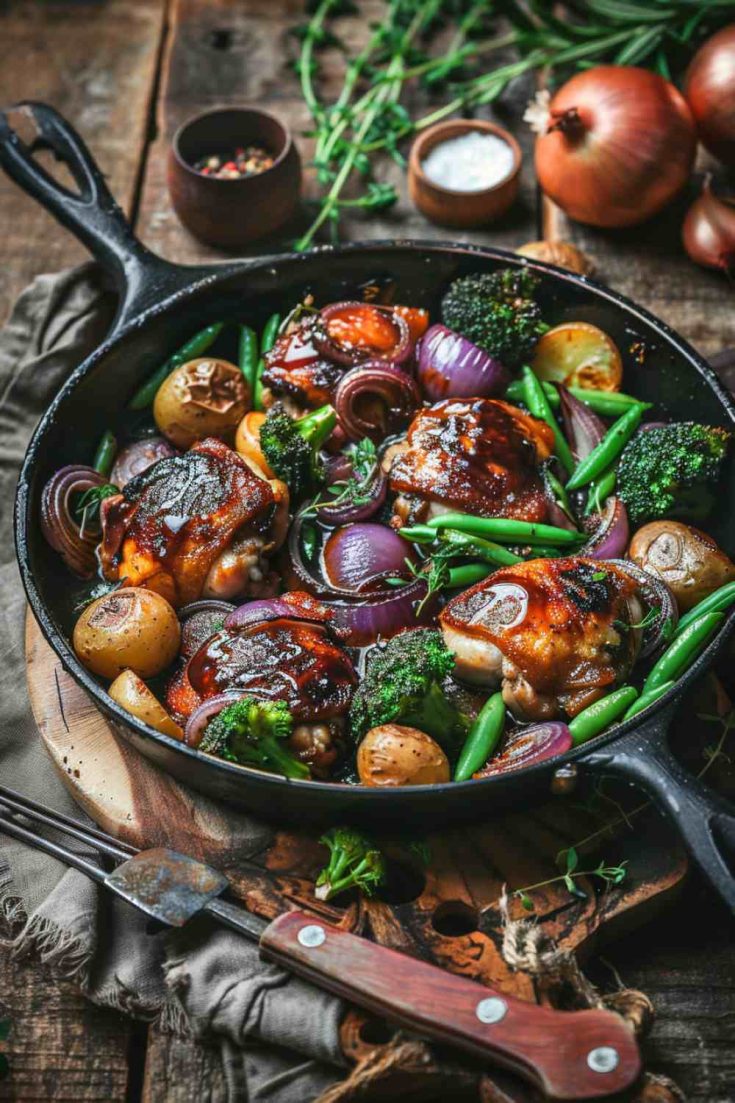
(293, 0), (733, 250)
(514, 845), (628, 912)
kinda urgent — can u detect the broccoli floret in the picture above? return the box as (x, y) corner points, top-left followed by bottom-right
(349, 628), (469, 747)
(259, 403), (337, 498)
(617, 422), (730, 526)
(200, 697), (309, 780)
(315, 827), (387, 901)
(441, 268), (546, 367)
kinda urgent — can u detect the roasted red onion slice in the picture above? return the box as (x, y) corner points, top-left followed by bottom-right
(224, 594), (330, 632)
(317, 301), (411, 366)
(323, 523), (415, 591)
(179, 599), (236, 660)
(185, 691), (244, 748)
(607, 558), (679, 656)
(110, 436), (176, 487)
(416, 324), (509, 401)
(334, 361), (421, 442)
(480, 722), (572, 776)
(315, 465), (387, 525)
(581, 497), (629, 559)
(40, 465), (109, 578)
(558, 385), (607, 461)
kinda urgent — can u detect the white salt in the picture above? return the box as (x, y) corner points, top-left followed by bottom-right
(421, 131), (515, 193)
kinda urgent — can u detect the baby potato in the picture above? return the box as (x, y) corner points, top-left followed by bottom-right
(154, 358), (250, 449)
(357, 723), (450, 787)
(629, 520), (735, 612)
(531, 322), (622, 391)
(235, 410), (274, 477)
(73, 588), (181, 680)
(108, 670), (183, 739)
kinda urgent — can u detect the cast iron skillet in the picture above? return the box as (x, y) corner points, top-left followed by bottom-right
(3, 103), (735, 910)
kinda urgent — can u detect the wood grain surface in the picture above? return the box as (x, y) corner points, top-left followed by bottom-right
(1, 0), (735, 1099)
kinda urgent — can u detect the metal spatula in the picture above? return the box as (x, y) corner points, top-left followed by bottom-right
(0, 783), (640, 1100)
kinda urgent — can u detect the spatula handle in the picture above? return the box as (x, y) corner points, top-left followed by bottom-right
(260, 910), (640, 1100)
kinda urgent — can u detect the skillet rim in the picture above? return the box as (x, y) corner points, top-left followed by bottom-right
(15, 239), (735, 800)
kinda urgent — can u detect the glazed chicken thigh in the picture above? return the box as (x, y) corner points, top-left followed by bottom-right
(387, 398), (555, 526)
(100, 437), (288, 607)
(440, 557), (643, 721)
(262, 316), (343, 410)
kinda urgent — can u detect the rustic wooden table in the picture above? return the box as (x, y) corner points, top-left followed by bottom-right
(0, 2), (734, 1100)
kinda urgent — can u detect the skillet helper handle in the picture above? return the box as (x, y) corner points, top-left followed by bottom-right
(260, 910), (641, 1100)
(584, 713), (735, 913)
(0, 101), (174, 325)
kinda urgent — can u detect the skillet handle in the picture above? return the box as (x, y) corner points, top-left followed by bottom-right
(260, 910), (642, 1100)
(584, 706), (735, 913)
(0, 101), (189, 329)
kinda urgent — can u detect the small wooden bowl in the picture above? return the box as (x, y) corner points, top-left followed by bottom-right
(168, 107), (302, 248)
(408, 120), (521, 229)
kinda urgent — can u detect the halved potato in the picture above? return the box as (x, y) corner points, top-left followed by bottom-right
(531, 322), (622, 391)
(73, 588), (180, 680)
(109, 670), (183, 739)
(357, 724), (450, 787)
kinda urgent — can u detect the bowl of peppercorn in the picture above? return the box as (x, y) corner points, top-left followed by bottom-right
(168, 106), (302, 249)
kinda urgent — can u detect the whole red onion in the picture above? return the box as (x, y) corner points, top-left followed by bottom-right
(684, 24), (735, 168)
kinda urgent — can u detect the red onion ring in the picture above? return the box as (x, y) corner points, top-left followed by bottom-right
(558, 385), (607, 461)
(110, 436), (176, 487)
(606, 557), (679, 656)
(316, 301), (411, 367)
(224, 594), (331, 632)
(323, 523), (415, 591)
(185, 691), (244, 748)
(480, 722), (572, 776)
(334, 361), (421, 442)
(40, 465), (108, 577)
(179, 599), (236, 660)
(581, 497), (629, 560)
(315, 466), (387, 525)
(416, 324), (509, 401)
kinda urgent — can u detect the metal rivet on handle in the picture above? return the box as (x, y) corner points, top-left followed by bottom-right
(297, 924), (326, 948)
(587, 1047), (620, 1073)
(475, 997), (507, 1024)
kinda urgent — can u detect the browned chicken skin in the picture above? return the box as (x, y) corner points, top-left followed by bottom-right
(262, 316), (343, 410)
(440, 557), (643, 720)
(100, 437), (288, 607)
(387, 398), (555, 526)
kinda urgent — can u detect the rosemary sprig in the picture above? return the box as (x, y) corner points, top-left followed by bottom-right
(75, 483), (119, 539)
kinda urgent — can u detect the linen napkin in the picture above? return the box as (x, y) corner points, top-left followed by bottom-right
(0, 264), (345, 1103)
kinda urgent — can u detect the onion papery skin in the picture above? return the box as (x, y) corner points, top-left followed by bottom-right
(185, 691), (244, 748)
(315, 466), (387, 526)
(179, 599), (236, 660)
(558, 385), (606, 462)
(287, 513), (432, 645)
(110, 436), (176, 487)
(40, 465), (108, 577)
(535, 67), (696, 228)
(685, 25), (735, 168)
(316, 302), (412, 367)
(480, 723), (572, 776)
(582, 497), (629, 560)
(607, 557), (679, 657)
(416, 324), (509, 401)
(334, 361), (421, 443)
(323, 523), (415, 591)
(682, 178), (735, 273)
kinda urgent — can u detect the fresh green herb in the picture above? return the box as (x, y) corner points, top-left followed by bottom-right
(75, 483), (119, 538)
(305, 438), (378, 516)
(592, 570), (607, 581)
(613, 606), (660, 633)
(513, 845), (628, 911)
(315, 827), (387, 901)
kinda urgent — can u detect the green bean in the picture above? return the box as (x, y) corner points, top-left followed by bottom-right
(623, 680), (675, 720)
(568, 686), (639, 746)
(438, 529), (522, 566)
(520, 366), (575, 474)
(447, 563), (493, 589)
(675, 581), (735, 637)
(128, 322), (225, 410)
(505, 379), (651, 418)
(253, 312), (282, 411)
(566, 403), (644, 491)
(397, 525), (438, 545)
(454, 693), (505, 782)
(584, 464), (617, 516)
(426, 512), (585, 547)
(545, 467), (576, 523)
(238, 325), (258, 392)
(642, 611), (725, 694)
(92, 430), (117, 478)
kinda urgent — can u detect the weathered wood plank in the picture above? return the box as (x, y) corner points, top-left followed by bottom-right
(0, 0), (167, 325)
(135, 0), (540, 262)
(141, 1027), (227, 1103)
(0, 951), (131, 1101)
